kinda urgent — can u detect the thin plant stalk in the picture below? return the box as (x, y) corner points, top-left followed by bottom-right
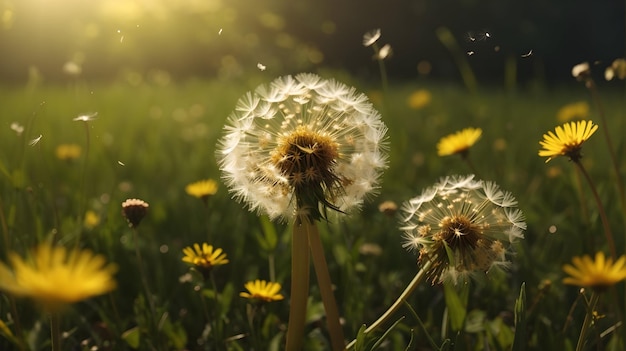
(575, 291), (599, 351)
(307, 222), (345, 351)
(584, 79), (625, 211)
(573, 160), (616, 259)
(460, 153), (481, 179)
(50, 312), (61, 351)
(285, 219), (311, 351)
(345, 259), (433, 350)
(132, 228), (161, 350)
(78, 121), (90, 239)
(370, 43), (389, 94)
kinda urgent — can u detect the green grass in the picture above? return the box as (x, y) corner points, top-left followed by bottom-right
(0, 74), (625, 350)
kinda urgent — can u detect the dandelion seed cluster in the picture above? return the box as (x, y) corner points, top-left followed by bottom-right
(217, 73), (388, 221)
(400, 175), (526, 284)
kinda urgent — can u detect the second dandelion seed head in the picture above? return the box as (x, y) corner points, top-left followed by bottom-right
(400, 175), (526, 284)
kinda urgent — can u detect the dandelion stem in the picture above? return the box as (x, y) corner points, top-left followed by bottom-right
(285, 219), (311, 351)
(50, 312), (61, 351)
(345, 259), (433, 350)
(574, 160), (616, 259)
(133, 228), (161, 350)
(371, 43), (389, 94)
(308, 222), (345, 351)
(585, 79), (625, 213)
(575, 291), (599, 351)
(461, 153), (481, 179)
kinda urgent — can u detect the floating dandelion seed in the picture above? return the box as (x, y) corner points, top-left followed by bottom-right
(363, 28), (381, 47)
(572, 62), (591, 79)
(400, 175), (526, 284)
(257, 63), (267, 71)
(467, 51), (475, 56)
(118, 161), (125, 166)
(73, 112), (98, 122)
(521, 50), (533, 58)
(29, 135), (42, 146)
(216, 73), (388, 222)
(218, 28), (223, 35)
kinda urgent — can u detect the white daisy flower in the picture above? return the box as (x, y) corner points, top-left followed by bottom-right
(217, 73), (388, 222)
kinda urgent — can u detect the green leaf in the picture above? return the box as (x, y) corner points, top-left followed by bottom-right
(122, 327), (140, 348)
(443, 282), (468, 332)
(355, 324), (367, 351)
(259, 215), (278, 251)
(370, 316), (405, 350)
(512, 283), (527, 351)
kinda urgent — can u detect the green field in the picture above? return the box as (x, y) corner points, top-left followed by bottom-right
(1, 73), (625, 350)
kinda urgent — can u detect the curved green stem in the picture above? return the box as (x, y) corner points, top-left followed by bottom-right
(285, 219), (311, 351)
(574, 160), (616, 259)
(308, 223), (345, 351)
(575, 292), (599, 351)
(50, 312), (61, 351)
(345, 260), (433, 350)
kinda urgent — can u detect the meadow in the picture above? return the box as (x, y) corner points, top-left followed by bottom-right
(1, 67), (625, 351)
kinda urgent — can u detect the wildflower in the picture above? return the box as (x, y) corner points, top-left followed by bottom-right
(375, 44), (392, 60)
(563, 252), (626, 292)
(556, 101), (590, 122)
(121, 198), (149, 228)
(572, 62), (590, 80)
(378, 200), (398, 217)
(84, 210), (100, 230)
(182, 243), (229, 271)
(185, 179), (218, 201)
(363, 29), (381, 47)
(538, 120), (598, 163)
(73, 112), (98, 122)
(10, 122), (24, 135)
(216, 73), (388, 222)
(406, 89), (432, 110)
(240, 280), (284, 302)
(437, 127), (482, 157)
(55, 143), (82, 161)
(605, 58), (626, 81)
(400, 175), (526, 284)
(0, 244), (117, 312)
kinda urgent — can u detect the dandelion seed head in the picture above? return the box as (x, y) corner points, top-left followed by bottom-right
(400, 175), (525, 284)
(217, 73), (388, 222)
(73, 112), (98, 122)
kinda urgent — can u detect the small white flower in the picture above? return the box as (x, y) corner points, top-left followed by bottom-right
(362, 28), (381, 47)
(572, 62), (590, 79)
(73, 112), (98, 122)
(375, 44), (392, 60)
(217, 73), (388, 222)
(10, 122), (24, 135)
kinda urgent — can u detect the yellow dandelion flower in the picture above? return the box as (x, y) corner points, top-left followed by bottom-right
(556, 101), (590, 122)
(437, 128), (482, 157)
(0, 244), (117, 312)
(407, 89), (432, 110)
(55, 144), (82, 161)
(185, 179), (218, 199)
(84, 210), (100, 230)
(538, 120), (598, 163)
(239, 279), (284, 302)
(182, 243), (229, 271)
(563, 252), (626, 292)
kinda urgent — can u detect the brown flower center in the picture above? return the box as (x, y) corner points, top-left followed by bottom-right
(440, 215), (481, 250)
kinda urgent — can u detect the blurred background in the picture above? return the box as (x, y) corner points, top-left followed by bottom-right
(1, 0), (624, 86)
